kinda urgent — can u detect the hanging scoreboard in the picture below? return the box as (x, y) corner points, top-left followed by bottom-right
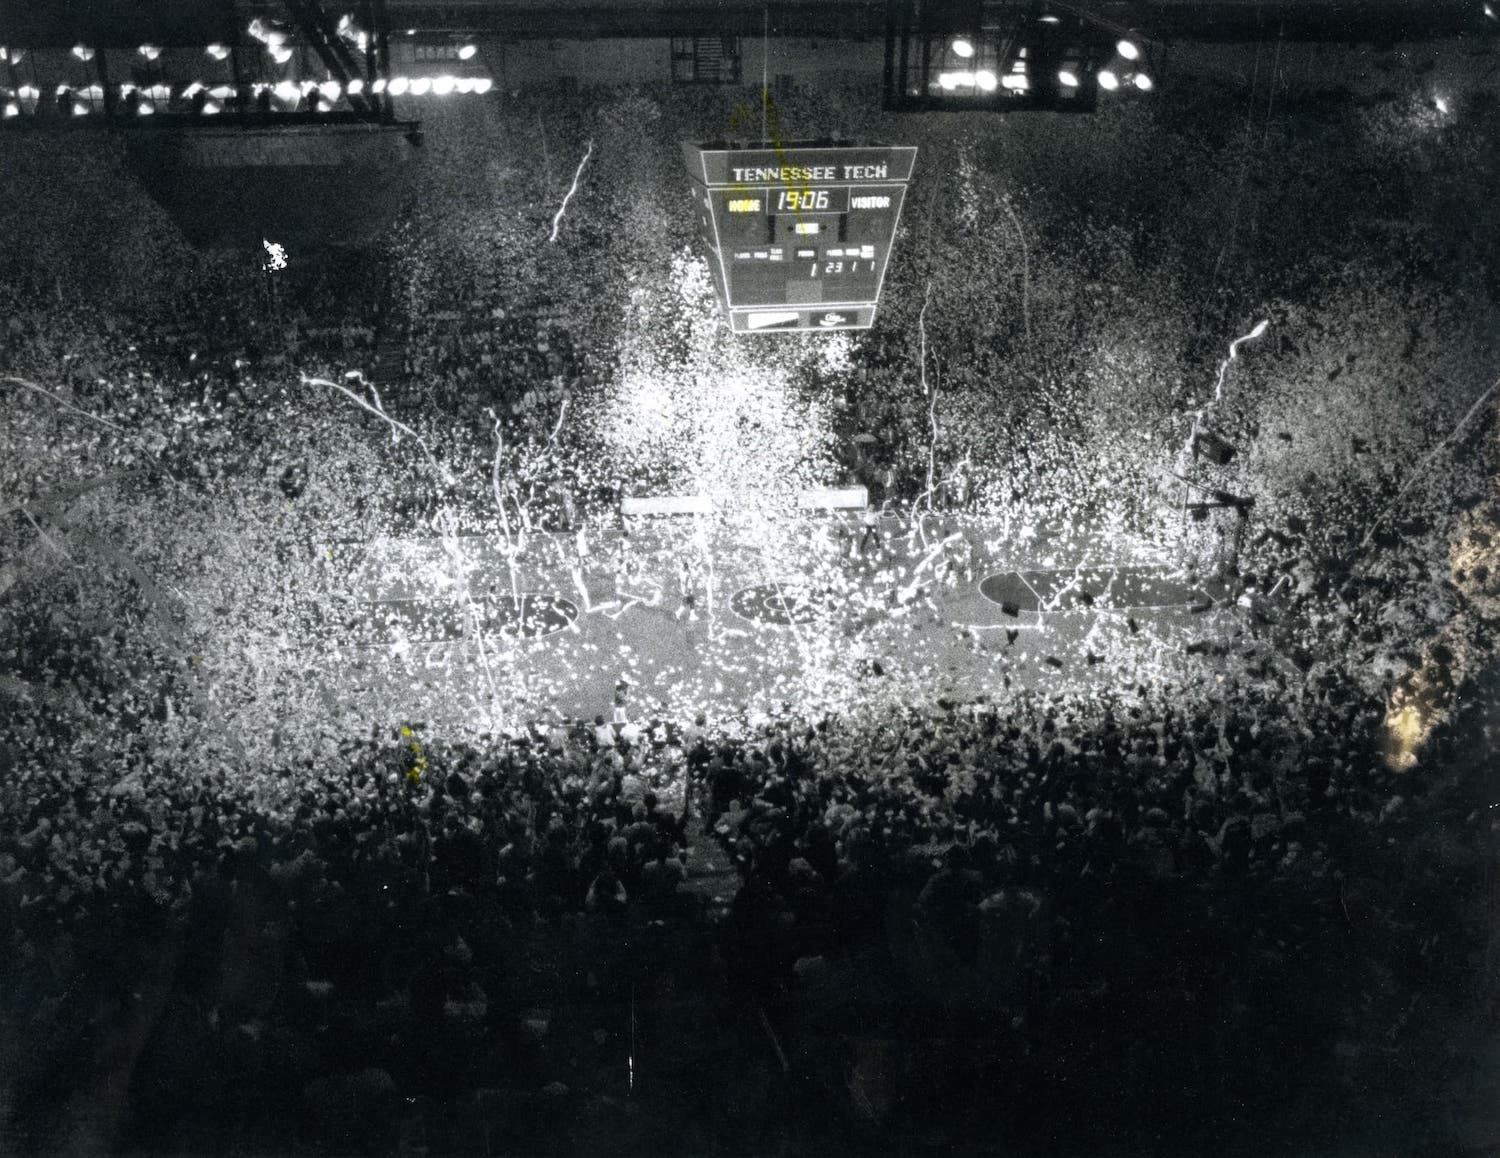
(682, 142), (917, 334)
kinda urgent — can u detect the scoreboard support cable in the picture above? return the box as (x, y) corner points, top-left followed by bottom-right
(682, 141), (917, 334)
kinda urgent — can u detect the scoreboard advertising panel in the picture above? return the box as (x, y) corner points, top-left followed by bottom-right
(682, 143), (917, 334)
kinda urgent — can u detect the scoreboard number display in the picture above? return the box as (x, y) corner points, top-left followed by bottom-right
(682, 142), (917, 334)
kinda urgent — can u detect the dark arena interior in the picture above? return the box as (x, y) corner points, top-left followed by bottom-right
(3, 1), (1500, 1155)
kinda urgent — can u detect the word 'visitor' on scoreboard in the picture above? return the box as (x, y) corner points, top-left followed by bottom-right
(682, 142), (917, 334)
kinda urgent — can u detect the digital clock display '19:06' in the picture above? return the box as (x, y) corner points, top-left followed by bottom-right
(774, 188), (849, 213)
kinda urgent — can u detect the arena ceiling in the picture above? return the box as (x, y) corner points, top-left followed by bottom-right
(0, 0), (1491, 46)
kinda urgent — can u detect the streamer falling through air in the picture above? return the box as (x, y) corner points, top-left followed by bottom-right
(1212, 319), (1268, 404)
(549, 140), (595, 243)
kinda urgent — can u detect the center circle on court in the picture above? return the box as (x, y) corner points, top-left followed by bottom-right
(486, 593), (579, 638)
(978, 572), (1041, 613)
(730, 583), (836, 626)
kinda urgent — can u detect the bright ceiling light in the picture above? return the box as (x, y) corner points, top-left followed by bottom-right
(432, 74), (456, 95)
(182, 81), (204, 97)
(137, 99), (154, 115)
(938, 70), (964, 90)
(1001, 73), (1030, 90)
(458, 44), (477, 60)
(3, 103), (18, 118)
(71, 103), (89, 116)
(149, 83), (172, 100)
(346, 77), (365, 95)
(410, 76), (431, 95)
(206, 43), (229, 60)
(270, 46), (292, 64)
(471, 77), (492, 94)
(1117, 39), (1141, 61)
(1434, 95), (1449, 113)
(1486, 3), (1496, 17)
(950, 38), (975, 59)
(72, 44), (95, 62)
(1058, 69), (1080, 88)
(320, 80), (342, 102)
(274, 80), (300, 102)
(454, 77), (474, 93)
(1039, 14), (1061, 23)
(202, 100), (221, 115)
(1133, 72), (1153, 91)
(372, 77), (388, 93)
(1098, 68), (1119, 90)
(139, 44), (161, 61)
(387, 75), (409, 95)
(210, 84), (235, 99)
(974, 69), (998, 92)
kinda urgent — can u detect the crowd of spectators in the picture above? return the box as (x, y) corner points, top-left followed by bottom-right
(2, 653), (1494, 1152)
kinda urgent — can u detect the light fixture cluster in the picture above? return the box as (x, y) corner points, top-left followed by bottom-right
(1097, 38), (1152, 92)
(925, 22), (1154, 108)
(1, 73), (497, 119)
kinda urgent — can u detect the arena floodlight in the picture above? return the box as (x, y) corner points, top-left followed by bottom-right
(139, 44), (161, 61)
(951, 38), (975, 59)
(458, 44), (477, 60)
(1038, 13), (1061, 23)
(1098, 68), (1119, 90)
(1001, 73), (1029, 90)
(206, 43), (229, 60)
(387, 75), (409, 95)
(432, 74), (455, 95)
(346, 77), (364, 94)
(372, 77), (388, 93)
(471, 77), (492, 94)
(71, 44), (94, 62)
(1058, 69), (1080, 87)
(410, 76), (431, 95)
(1117, 39), (1140, 61)
(453, 77), (474, 93)
(975, 69), (998, 92)
(1133, 72), (1153, 91)
(3, 102), (17, 118)
(319, 80), (341, 102)
(270, 46), (292, 65)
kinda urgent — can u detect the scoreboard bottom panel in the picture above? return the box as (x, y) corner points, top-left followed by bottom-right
(729, 304), (878, 334)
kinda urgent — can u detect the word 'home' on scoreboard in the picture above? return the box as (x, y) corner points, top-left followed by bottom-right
(682, 141), (917, 334)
